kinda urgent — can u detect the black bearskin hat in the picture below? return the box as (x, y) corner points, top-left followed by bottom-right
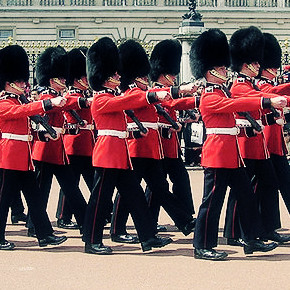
(189, 29), (230, 79)
(87, 37), (119, 91)
(150, 39), (182, 82)
(0, 45), (29, 90)
(230, 26), (264, 72)
(260, 33), (282, 69)
(67, 47), (88, 86)
(36, 46), (68, 87)
(118, 39), (150, 91)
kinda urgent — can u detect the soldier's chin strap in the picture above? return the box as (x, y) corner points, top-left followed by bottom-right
(247, 64), (259, 75)
(209, 69), (227, 81)
(9, 82), (25, 94)
(107, 76), (120, 86)
(164, 74), (175, 86)
(135, 77), (149, 87)
(265, 68), (277, 78)
(53, 78), (67, 89)
(77, 78), (89, 90)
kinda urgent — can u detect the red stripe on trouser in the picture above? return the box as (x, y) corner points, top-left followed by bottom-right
(0, 170), (5, 203)
(111, 194), (121, 235)
(232, 201), (238, 238)
(204, 171), (216, 249)
(59, 195), (66, 219)
(90, 169), (105, 243)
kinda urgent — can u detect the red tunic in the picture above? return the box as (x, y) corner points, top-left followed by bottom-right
(230, 77), (279, 160)
(91, 87), (154, 169)
(32, 88), (86, 165)
(63, 89), (95, 157)
(0, 93), (49, 171)
(200, 84), (267, 168)
(256, 79), (290, 156)
(125, 86), (164, 160)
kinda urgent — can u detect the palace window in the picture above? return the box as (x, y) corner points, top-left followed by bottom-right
(0, 29), (13, 39)
(58, 29), (76, 39)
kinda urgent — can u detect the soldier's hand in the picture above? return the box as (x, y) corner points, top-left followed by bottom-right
(51, 96), (67, 107)
(80, 119), (88, 128)
(44, 131), (60, 140)
(169, 122), (182, 132)
(179, 83), (198, 95)
(156, 91), (171, 102)
(253, 124), (264, 134)
(140, 130), (149, 137)
(271, 96), (287, 109)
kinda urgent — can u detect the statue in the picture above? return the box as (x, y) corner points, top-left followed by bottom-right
(182, 0), (203, 22)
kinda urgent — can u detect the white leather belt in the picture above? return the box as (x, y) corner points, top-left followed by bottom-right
(80, 124), (94, 130)
(1, 133), (33, 141)
(127, 122), (158, 131)
(206, 127), (240, 136)
(98, 129), (128, 139)
(236, 119), (262, 128)
(158, 122), (171, 129)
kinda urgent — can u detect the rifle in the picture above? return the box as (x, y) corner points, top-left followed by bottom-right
(69, 109), (85, 127)
(237, 111), (262, 132)
(125, 110), (148, 134)
(222, 83), (263, 132)
(155, 104), (179, 130)
(19, 95), (57, 139)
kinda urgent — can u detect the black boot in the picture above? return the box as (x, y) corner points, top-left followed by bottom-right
(141, 235), (173, 252)
(180, 218), (196, 236)
(85, 243), (113, 255)
(243, 240), (278, 255)
(11, 213), (27, 224)
(111, 233), (139, 244)
(0, 240), (15, 251)
(57, 219), (79, 230)
(261, 231), (290, 244)
(194, 248), (228, 261)
(227, 238), (246, 247)
(27, 227), (37, 238)
(38, 235), (67, 247)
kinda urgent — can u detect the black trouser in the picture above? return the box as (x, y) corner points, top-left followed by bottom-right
(27, 161), (87, 230)
(82, 167), (156, 244)
(224, 158), (280, 239)
(56, 155), (95, 221)
(10, 190), (25, 216)
(110, 158), (193, 236)
(194, 167), (258, 250)
(0, 169), (53, 241)
(270, 154), (290, 214)
(144, 156), (195, 223)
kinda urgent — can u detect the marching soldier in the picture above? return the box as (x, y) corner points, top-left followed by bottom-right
(0, 45), (67, 250)
(255, 33), (290, 230)
(28, 46), (88, 236)
(144, 39), (198, 227)
(56, 47), (95, 230)
(82, 37), (173, 254)
(224, 26), (289, 244)
(110, 39), (196, 242)
(190, 28), (284, 260)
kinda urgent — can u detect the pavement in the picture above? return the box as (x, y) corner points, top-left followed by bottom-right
(1, 170), (290, 290)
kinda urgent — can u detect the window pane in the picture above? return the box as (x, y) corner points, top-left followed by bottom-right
(0, 30), (13, 39)
(59, 29), (75, 39)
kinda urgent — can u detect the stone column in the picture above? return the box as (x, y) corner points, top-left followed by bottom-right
(173, 20), (205, 83)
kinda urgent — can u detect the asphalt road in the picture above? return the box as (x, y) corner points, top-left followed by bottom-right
(2, 169), (289, 290)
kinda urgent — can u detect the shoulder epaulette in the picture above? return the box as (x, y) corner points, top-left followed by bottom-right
(205, 86), (214, 93)
(237, 77), (245, 83)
